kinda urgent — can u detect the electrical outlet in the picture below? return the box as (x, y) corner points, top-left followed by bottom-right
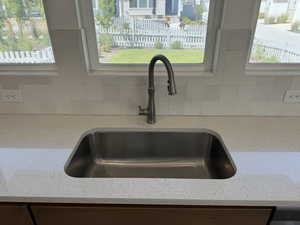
(0, 89), (23, 102)
(284, 90), (300, 104)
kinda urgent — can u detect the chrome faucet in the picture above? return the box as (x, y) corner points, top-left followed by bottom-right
(139, 54), (177, 124)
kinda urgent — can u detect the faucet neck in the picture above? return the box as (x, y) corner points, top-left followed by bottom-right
(148, 54), (176, 95)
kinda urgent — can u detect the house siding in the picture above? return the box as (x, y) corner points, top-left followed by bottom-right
(293, 0), (300, 22)
(265, 0), (289, 17)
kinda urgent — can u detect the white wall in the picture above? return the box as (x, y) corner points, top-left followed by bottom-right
(1, 0), (300, 116)
(156, 0), (166, 16)
(293, 0), (300, 22)
(265, 0), (289, 18)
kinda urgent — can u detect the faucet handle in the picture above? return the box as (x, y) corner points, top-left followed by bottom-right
(138, 106), (148, 115)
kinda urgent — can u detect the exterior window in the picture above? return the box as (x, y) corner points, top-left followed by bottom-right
(249, 0), (300, 63)
(0, 0), (54, 64)
(139, 0), (148, 8)
(130, 0), (152, 8)
(149, 0), (154, 8)
(129, 0), (138, 8)
(89, 0), (215, 65)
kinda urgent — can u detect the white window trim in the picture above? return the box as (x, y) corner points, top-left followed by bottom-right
(77, 0), (223, 76)
(0, 0), (58, 76)
(245, 0), (300, 76)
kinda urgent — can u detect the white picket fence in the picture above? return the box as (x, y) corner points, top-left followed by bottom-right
(0, 47), (54, 64)
(252, 40), (300, 63)
(97, 17), (207, 49)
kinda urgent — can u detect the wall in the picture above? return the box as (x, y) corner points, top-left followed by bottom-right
(1, 0), (300, 116)
(293, 1), (300, 22)
(265, 0), (289, 18)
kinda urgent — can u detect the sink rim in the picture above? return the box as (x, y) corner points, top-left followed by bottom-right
(65, 128), (237, 179)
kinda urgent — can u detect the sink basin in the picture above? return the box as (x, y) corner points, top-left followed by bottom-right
(65, 129), (236, 179)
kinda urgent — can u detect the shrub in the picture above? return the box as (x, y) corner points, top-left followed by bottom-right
(99, 33), (113, 52)
(122, 23), (130, 30)
(154, 41), (164, 49)
(171, 40), (182, 49)
(252, 45), (279, 63)
(291, 21), (300, 32)
(264, 16), (276, 24)
(277, 14), (288, 23)
(258, 12), (265, 19)
(182, 17), (192, 24)
(264, 56), (279, 63)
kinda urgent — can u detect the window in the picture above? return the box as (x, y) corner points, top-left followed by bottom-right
(129, 0), (153, 9)
(129, 0), (138, 8)
(139, 0), (148, 8)
(0, 0), (54, 64)
(249, 0), (300, 64)
(79, 0), (222, 75)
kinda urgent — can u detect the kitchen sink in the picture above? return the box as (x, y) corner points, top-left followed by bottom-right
(65, 129), (236, 179)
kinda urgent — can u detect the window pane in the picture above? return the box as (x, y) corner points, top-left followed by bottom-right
(250, 0), (300, 63)
(139, 0), (148, 8)
(149, 0), (154, 8)
(0, 0), (54, 64)
(92, 0), (210, 64)
(129, 0), (138, 8)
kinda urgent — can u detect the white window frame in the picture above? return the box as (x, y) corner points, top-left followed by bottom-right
(246, 0), (300, 76)
(0, 0), (58, 76)
(77, 0), (223, 76)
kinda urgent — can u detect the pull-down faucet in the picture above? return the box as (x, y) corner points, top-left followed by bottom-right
(139, 54), (177, 124)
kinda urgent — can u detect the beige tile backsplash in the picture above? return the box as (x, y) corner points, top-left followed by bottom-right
(1, 74), (300, 116)
(1, 30), (300, 116)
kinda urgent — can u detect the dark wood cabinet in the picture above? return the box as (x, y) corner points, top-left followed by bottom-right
(31, 204), (273, 225)
(0, 204), (33, 225)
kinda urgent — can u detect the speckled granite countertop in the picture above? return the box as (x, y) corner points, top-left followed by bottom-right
(0, 115), (299, 206)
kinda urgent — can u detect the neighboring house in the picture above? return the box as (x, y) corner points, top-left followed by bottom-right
(292, 0), (300, 22)
(263, 0), (300, 18)
(264, 0), (289, 18)
(124, 0), (181, 17)
(259, 0), (267, 14)
(93, 0), (208, 19)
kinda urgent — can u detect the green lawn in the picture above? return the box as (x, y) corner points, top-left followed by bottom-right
(105, 49), (204, 64)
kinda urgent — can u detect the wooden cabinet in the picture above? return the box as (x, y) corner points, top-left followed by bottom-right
(31, 204), (273, 225)
(0, 204), (33, 225)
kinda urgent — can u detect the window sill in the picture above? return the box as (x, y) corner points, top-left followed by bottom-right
(0, 64), (58, 76)
(0, 70), (59, 76)
(87, 63), (214, 77)
(88, 70), (214, 77)
(245, 64), (300, 76)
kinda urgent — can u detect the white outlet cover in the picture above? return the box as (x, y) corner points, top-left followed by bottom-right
(0, 89), (23, 102)
(283, 90), (300, 104)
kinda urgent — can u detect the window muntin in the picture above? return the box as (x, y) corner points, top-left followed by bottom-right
(92, 0), (211, 64)
(249, 0), (300, 63)
(0, 0), (54, 64)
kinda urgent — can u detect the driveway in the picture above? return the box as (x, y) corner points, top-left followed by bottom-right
(255, 21), (300, 54)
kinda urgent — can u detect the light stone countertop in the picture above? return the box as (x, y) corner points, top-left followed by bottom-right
(0, 115), (299, 206)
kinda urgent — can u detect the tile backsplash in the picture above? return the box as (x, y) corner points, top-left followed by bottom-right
(1, 30), (300, 116)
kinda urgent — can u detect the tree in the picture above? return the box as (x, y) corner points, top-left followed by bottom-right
(0, 0), (49, 51)
(194, 4), (204, 22)
(3, 0), (29, 38)
(95, 0), (116, 29)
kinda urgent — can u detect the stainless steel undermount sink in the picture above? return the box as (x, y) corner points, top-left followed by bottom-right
(65, 129), (236, 179)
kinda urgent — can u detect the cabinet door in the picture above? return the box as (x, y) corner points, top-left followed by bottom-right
(31, 204), (272, 225)
(0, 204), (33, 225)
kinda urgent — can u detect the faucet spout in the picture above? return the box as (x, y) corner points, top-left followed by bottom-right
(139, 54), (177, 124)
